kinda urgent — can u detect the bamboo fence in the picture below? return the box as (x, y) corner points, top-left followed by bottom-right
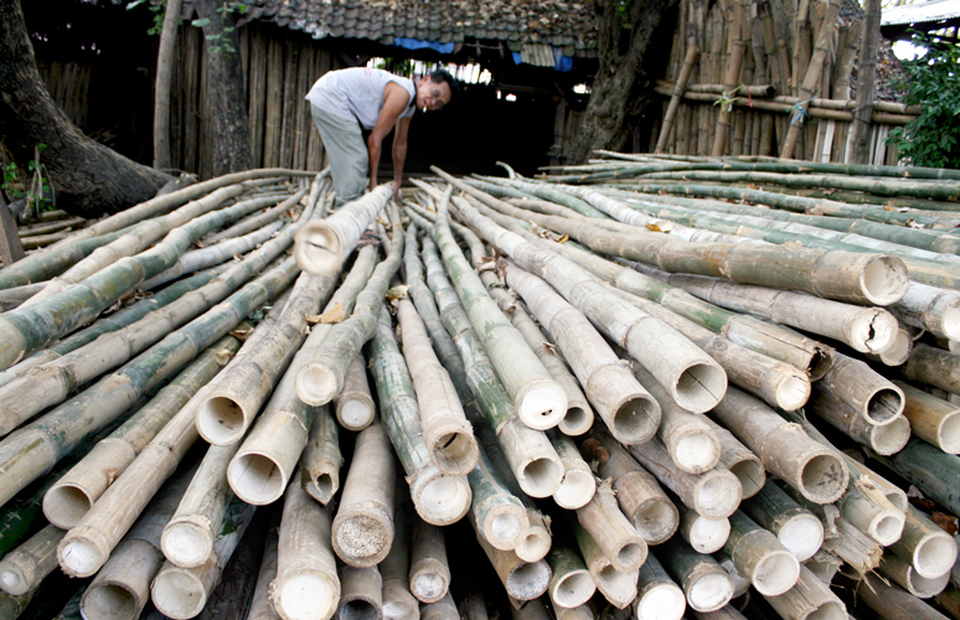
(1, 153), (960, 620)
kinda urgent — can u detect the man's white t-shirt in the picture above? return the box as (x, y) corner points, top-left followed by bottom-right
(306, 67), (416, 130)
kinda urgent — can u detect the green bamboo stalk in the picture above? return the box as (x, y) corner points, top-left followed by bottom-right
(546, 542), (596, 610)
(296, 220), (403, 406)
(419, 233), (563, 499)
(25, 187), (295, 306)
(740, 479), (824, 562)
(0, 214), (302, 436)
(722, 510), (800, 596)
(426, 185), (568, 430)
(0, 256), (297, 512)
(464, 177), (608, 219)
(0, 230), (125, 289)
(41, 334), (242, 530)
(367, 305), (471, 526)
(868, 437), (960, 518)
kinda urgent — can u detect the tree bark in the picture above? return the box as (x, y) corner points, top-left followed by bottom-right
(194, 0), (253, 176)
(568, 0), (676, 164)
(0, 0), (172, 219)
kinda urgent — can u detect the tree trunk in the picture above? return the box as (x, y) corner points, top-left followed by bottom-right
(568, 0), (675, 164)
(194, 0), (253, 176)
(153, 0), (184, 171)
(0, 0), (172, 219)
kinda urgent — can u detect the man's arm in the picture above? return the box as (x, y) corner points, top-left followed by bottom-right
(367, 83), (411, 192)
(391, 116), (412, 198)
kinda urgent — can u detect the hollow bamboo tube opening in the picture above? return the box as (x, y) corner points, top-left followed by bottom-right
(276, 572), (340, 620)
(633, 499), (680, 545)
(43, 485), (93, 529)
(596, 564), (639, 609)
(196, 396), (246, 445)
(674, 362), (728, 414)
(778, 516), (824, 563)
(913, 535), (958, 580)
(797, 453), (847, 504)
(507, 559), (552, 601)
(687, 572), (735, 613)
(673, 431), (721, 476)
(682, 511), (730, 554)
(775, 375), (812, 413)
(161, 521), (212, 569)
(150, 567), (207, 619)
(338, 565), (382, 620)
(865, 387), (905, 425)
(636, 585), (685, 620)
(82, 583), (140, 620)
(410, 467), (472, 526)
(865, 415), (911, 455)
(517, 513), (551, 563)
(611, 395), (661, 446)
(882, 554), (951, 598)
(693, 471), (742, 519)
(550, 570), (595, 609)
(560, 405), (592, 437)
(339, 400), (375, 431)
(294, 222), (342, 277)
(751, 550), (800, 596)
(228, 451), (289, 505)
(296, 365), (340, 407)
(58, 535), (105, 577)
(860, 255), (910, 306)
(726, 457), (765, 500)
(429, 427), (479, 477)
(516, 382), (568, 431)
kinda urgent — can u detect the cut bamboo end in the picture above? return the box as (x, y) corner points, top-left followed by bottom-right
(608, 393), (661, 446)
(294, 221), (343, 277)
(623, 489), (679, 546)
(80, 539), (161, 620)
(896, 381), (960, 454)
(670, 428), (722, 476)
(196, 396), (248, 445)
(692, 469), (743, 519)
(58, 528), (109, 578)
(672, 362), (728, 414)
(43, 483), (95, 530)
(150, 563), (210, 619)
(160, 518), (214, 569)
(635, 584), (685, 620)
(274, 571), (341, 620)
(766, 566), (846, 620)
(849, 309), (900, 354)
(910, 532), (958, 580)
(332, 509), (394, 568)
(685, 569), (736, 613)
(0, 524), (61, 596)
(844, 491), (906, 547)
(863, 385), (906, 425)
(872, 327), (913, 366)
(773, 374), (812, 412)
(476, 496), (528, 551)
(681, 511), (730, 554)
(337, 400), (376, 432)
(338, 565), (383, 620)
(724, 455), (766, 500)
(553, 468), (596, 511)
(558, 405), (593, 437)
(498, 420), (564, 498)
(549, 569), (595, 609)
(777, 514), (824, 563)
(515, 381), (568, 430)
(863, 414), (912, 455)
(410, 562), (450, 604)
(425, 420), (480, 477)
(749, 548), (801, 596)
(881, 553), (951, 599)
(228, 451), (288, 506)
(82, 582), (142, 620)
(856, 254), (910, 306)
(409, 466), (472, 527)
(516, 512), (551, 563)
(382, 579), (419, 620)
(296, 363), (341, 407)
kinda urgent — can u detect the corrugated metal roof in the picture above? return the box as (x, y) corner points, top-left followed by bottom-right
(230, 0), (599, 60)
(882, 0), (960, 27)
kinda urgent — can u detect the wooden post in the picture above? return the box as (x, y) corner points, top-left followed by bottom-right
(0, 199), (24, 267)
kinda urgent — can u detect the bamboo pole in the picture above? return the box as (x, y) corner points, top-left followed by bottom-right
(397, 297), (479, 476)
(409, 517), (451, 604)
(41, 335), (240, 529)
(546, 542), (595, 610)
(549, 431), (597, 510)
(575, 482), (647, 573)
(246, 518), (281, 620)
(765, 565), (847, 619)
(892, 283), (960, 343)
(331, 421), (396, 567)
(422, 591), (460, 620)
(710, 386), (848, 504)
(475, 532), (552, 603)
(808, 387), (911, 456)
(574, 526), (637, 609)
(635, 552), (685, 620)
(629, 435), (741, 519)
(905, 343), (960, 397)
(657, 40), (700, 154)
(334, 354), (376, 431)
(160, 443), (239, 568)
(890, 505), (959, 580)
(0, 524), (62, 596)
(658, 536), (735, 613)
(868, 438), (960, 528)
(502, 263), (661, 445)
(420, 235), (563, 499)
(740, 479), (824, 562)
(812, 352), (904, 425)
(296, 219), (404, 407)
(367, 304), (472, 526)
(723, 510), (800, 596)
(858, 572), (952, 620)
(880, 553), (951, 599)
(270, 473), (340, 620)
(337, 565), (383, 620)
(439, 187), (726, 414)
(897, 381), (960, 454)
(298, 405), (340, 506)
(711, 0), (746, 157)
(701, 417), (766, 499)
(680, 506), (730, 553)
(466, 445), (530, 552)
(381, 494), (419, 620)
(581, 430), (679, 545)
(293, 185), (391, 276)
(150, 497), (256, 619)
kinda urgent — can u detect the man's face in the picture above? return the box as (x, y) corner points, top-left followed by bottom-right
(416, 79), (452, 111)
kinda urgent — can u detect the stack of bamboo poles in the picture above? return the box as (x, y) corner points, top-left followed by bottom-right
(654, 0), (909, 164)
(1, 153), (960, 620)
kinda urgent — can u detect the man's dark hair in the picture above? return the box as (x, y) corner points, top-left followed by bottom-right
(429, 69), (459, 94)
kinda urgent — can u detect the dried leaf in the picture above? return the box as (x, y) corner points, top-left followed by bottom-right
(387, 284), (409, 300)
(106, 468), (119, 486)
(747, 183), (760, 190)
(309, 303), (346, 324)
(931, 511), (959, 535)
(557, 234), (569, 244)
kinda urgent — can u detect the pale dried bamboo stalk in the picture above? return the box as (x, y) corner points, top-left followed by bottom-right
(160, 442), (239, 568)
(680, 506), (730, 554)
(0, 524), (63, 596)
(635, 552), (685, 620)
(420, 235), (563, 498)
(409, 517), (451, 604)
(905, 343), (960, 396)
(41, 335), (241, 529)
(296, 220), (403, 407)
(548, 431), (596, 510)
(889, 505), (959, 580)
(809, 387), (911, 455)
(332, 421), (397, 567)
(381, 495), (419, 620)
(812, 351), (904, 425)
(699, 416), (766, 499)
(892, 282), (960, 342)
(422, 591), (460, 620)
(723, 510), (800, 596)
(397, 298), (478, 476)
(765, 567), (847, 620)
(517, 507), (551, 564)
(658, 536), (735, 613)
(581, 430), (679, 544)
(294, 185), (391, 276)
(335, 354), (376, 431)
(77, 461), (197, 620)
(574, 526), (637, 609)
(880, 553), (951, 599)
(633, 364), (720, 475)
(575, 481), (648, 572)
(466, 445), (530, 552)
(710, 386), (848, 504)
(337, 565), (383, 620)
(628, 437), (742, 519)
(475, 532), (552, 603)
(740, 479), (824, 562)
(859, 572), (952, 620)
(271, 473), (340, 620)
(368, 305), (471, 526)
(546, 543), (595, 610)
(246, 520), (281, 620)
(299, 405), (340, 506)
(897, 381), (960, 454)
(503, 263), (660, 445)
(150, 497), (256, 619)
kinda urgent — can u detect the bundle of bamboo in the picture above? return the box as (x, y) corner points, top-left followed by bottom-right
(4, 155), (960, 620)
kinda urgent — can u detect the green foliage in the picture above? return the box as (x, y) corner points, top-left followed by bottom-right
(192, 2), (247, 54)
(374, 57), (415, 77)
(886, 33), (960, 169)
(1, 145), (54, 219)
(126, 0), (166, 36)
